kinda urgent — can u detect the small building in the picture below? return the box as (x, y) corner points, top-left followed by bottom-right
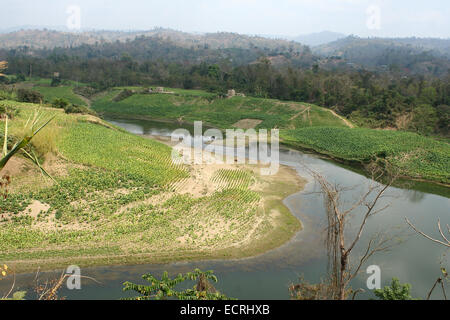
(155, 87), (164, 93)
(227, 89), (236, 98)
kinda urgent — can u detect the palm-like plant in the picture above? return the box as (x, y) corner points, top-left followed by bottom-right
(1, 110), (55, 177)
(123, 269), (232, 300)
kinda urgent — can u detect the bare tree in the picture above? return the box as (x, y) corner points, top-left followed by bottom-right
(304, 163), (399, 300)
(33, 268), (100, 300)
(406, 219), (450, 248)
(406, 218), (449, 300)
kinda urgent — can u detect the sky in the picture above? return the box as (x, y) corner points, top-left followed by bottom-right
(2, 0), (450, 38)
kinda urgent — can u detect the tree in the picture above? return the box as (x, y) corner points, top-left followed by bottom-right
(436, 105), (449, 135)
(409, 104), (438, 135)
(52, 98), (69, 109)
(374, 278), (414, 300)
(17, 89), (43, 104)
(406, 218), (449, 300)
(294, 163), (400, 300)
(50, 76), (61, 87)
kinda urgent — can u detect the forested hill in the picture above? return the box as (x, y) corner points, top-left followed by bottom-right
(314, 36), (450, 76)
(0, 28), (310, 52)
(0, 28), (315, 69)
(1, 29), (449, 137)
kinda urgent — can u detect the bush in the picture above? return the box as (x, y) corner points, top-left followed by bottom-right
(373, 278), (415, 300)
(64, 104), (96, 116)
(73, 86), (99, 98)
(0, 103), (18, 119)
(113, 89), (134, 102)
(51, 77), (61, 87)
(52, 98), (69, 109)
(0, 88), (17, 101)
(17, 89), (43, 103)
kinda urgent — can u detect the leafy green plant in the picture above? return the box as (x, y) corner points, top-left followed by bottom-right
(373, 278), (415, 300)
(51, 98), (69, 109)
(0, 110), (54, 174)
(123, 269), (233, 300)
(17, 89), (43, 104)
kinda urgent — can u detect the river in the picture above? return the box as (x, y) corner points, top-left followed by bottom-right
(5, 117), (449, 300)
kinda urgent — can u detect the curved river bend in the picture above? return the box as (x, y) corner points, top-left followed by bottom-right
(5, 117), (450, 300)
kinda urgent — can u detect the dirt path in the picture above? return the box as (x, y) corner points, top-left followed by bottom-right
(327, 109), (354, 128)
(75, 93), (92, 107)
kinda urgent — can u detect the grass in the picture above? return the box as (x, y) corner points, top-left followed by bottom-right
(91, 86), (449, 185)
(33, 86), (88, 106)
(0, 100), (304, 272)
(92, 87), (349, 129)
(281, 127), (450, 184)
(15, 81), (448, 186)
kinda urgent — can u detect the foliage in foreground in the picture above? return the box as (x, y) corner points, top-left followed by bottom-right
(123, 269), (233, 300)
(373, 278), (415, 300)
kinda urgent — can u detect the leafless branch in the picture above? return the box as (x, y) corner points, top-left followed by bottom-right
(405, 218), (450, 248)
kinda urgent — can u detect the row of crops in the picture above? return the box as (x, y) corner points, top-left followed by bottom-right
(91, 88), (348, 129)
(33, 86), (88, 106)
(0, 107), (276, 267)
(58, 121), (189, 187)
(212, 168), (255, 190)
(281, 127), (450, 184)
(0, 172), (264, 261)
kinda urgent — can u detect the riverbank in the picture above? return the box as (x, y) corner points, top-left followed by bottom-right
(0, 101), (305, 273)
(90, 86), (449, 188)
(280, 127), (450, 187)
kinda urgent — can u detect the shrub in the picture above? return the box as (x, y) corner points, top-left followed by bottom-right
(73, 86), (99, 98)
(0, 88), (17, 101)
(374, 278), (415, 300)
(51, 77), (62, 87)
(52, 98), (69, 109)
(113, 89), (134, 102)
(17, 89), (43, 103)
(64, 104), (96, 116)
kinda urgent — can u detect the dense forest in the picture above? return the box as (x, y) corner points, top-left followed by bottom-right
(0, 31), (449, 137)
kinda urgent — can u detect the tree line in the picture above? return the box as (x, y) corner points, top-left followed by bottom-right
(1, 41), (449, 136)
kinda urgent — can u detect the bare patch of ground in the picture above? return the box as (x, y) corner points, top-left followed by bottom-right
(0, 157), (31, 177)
(233, 119), (263, 129)
(2, 138), (307, 272)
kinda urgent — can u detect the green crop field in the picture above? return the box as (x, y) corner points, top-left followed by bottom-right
(281, 127), (450, 184)
(33, 86), (88, 106)
(0, 100), (302, 272)
(91, 87), (349, 129)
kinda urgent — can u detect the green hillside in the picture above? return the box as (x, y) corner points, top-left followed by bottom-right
(92, 88), (349, 129)
(281, 127), (450, 184)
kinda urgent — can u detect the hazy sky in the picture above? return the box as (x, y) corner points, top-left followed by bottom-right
(2, 0), (450, 38)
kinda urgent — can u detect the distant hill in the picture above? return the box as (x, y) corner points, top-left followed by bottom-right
(0, 28), (308, 52)
(291, 31), (346, 47)
(2, 28), (450, 77)
(315, 36), (450, 57)
(0, 25), (73, 34)
(313, 36), (450, 76)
